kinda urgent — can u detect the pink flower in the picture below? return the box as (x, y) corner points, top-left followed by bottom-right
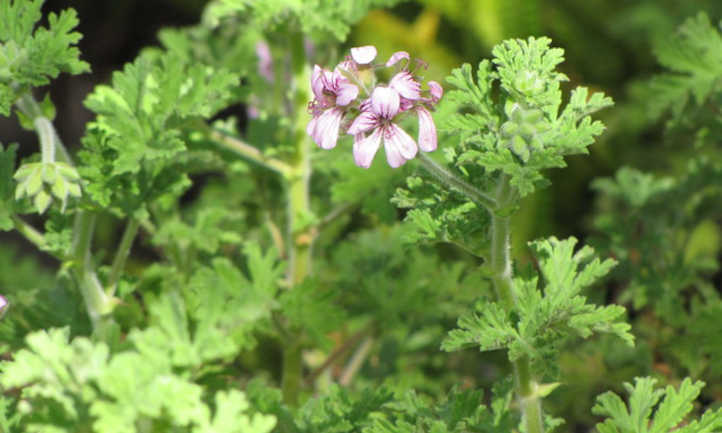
(428, 81), (443, 103)
(416, 107), (437, 152)
(347, 86), (418, 168)
(385, 51), (410, 67)
(255, 41), (273, 82)
(307, 65), (359, 149)
(0, 295), (7, 317)
(389, 71), (421, 100)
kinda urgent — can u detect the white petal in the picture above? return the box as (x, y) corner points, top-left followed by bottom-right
(335, 82), (359, 106)
(306, 116), (319, 141)
(311, 65), (325, 99)
(347, 110), (378, 135)
(417, 107), (437, 152)
(350, 45), (377, 64)
(371, 86), (400, 119)
(315, 108), (344, 149)
(389, 71), (421, 100)
(386, 123), (418, 160)
(385, 51), (410, 67)
(353, 129), (382, 168)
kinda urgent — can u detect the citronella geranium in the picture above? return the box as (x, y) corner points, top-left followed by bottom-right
(307, 46), (442, 168)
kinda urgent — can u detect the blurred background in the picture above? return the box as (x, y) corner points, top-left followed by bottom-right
(5, 0), (722, 257)
(3, 1), (722, 430)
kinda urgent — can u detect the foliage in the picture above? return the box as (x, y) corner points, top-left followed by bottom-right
(443, 237), (632, 372)
(1, 1), (722, 433)
(593, 378), (722, 433)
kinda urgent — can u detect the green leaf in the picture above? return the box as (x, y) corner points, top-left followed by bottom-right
(79, 51), (237, 216)
(593, 378), (720, 433)
(0, 142), (17, 229)
(443, 237), (633, 369)
(0, 0), (89, 116)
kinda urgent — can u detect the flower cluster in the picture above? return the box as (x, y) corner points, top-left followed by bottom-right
(307, 46), (442, 168)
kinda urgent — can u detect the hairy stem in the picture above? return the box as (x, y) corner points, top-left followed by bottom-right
(281, 35), (313, 406)
(106, 218), (140, 296)
(71, 212), (115, 329)
(490, 175), (543, 433)
(16, 93), (73, 164)
(417, 152), (497, 212)
(15, 93), (114, 331)
(206, 127), (292, 176)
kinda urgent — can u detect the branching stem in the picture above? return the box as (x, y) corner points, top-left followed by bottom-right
(417, 152), (497, 212)
(489, 175), (543, 433)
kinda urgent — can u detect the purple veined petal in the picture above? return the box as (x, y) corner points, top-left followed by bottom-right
(416, 107), (437, 152)
(382, 128), (407, 168)
(353, 129), (382, 169)
(347, 110), (379, 135)
(386, 123), (418, 161)
(389, 71), (421, 100)
(311, 65), (325, 100)
(385, 51), (410, 67)
(428, 81), (443, 103)
(371, 86), (401, 119)
(0, 295), (7, 316)
(315, 108), (344, 149)
(335, 82), (359, 106)
(350, 45), (377, 64)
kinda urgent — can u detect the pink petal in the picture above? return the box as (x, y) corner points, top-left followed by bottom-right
(311, 65), (325, 100)
(385, 123), (417, 162)
(306, 115), (318, 138)
(314, 108), (344, 150)
(428, 80), (443, 103)
(0, 295), (7, 311)
(371, 86), (400, 119)
(350, 45), (377, 64)
(417, 107), (437, 152)
(256, 41), (273, 82)
(335, 82), (359, 106)
(347, 111), (378, 135)
(389, 71), (421, 100)
(353, 129), (382, 168)
(385, 51), (410, 67)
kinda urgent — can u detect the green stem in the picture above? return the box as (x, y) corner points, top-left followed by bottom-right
(14, 93), (114, 330)
(417, 152), (497, 212)
(281, 34), (313, 407)
(206, 126), (292, 177)
(16, 93), (73, 164)
(489, 175), (543, 433)
(71, 211), (115, 329)
(11, 215), (48, 250)
(106, 218), (140, 296)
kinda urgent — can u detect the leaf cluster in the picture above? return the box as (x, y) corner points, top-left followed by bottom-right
(593, 378), (722, 433)
(437, 37), (613, 197)
(0, 0), (89, 116)
(443, 237), (632, 373)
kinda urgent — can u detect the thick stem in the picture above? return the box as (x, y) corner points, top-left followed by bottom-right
(106, 218), (140, 296)
(489, 175), (543, 433)
(417, 152), (497, 212)
(281, 35), (313, 406)
(71, 212), (115, 329)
